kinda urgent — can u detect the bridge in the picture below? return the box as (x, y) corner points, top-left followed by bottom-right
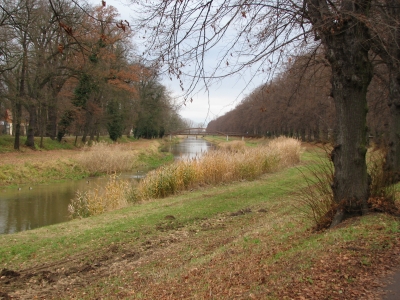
(166, 128), (258, 140)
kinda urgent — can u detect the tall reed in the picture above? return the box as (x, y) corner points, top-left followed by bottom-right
(134, 137), (302, 201)
(68, 174), (131, 218)
(294, 148), (335, 230)
(76, 141), (137, 175)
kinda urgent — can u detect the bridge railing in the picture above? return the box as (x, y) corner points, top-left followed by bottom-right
(166, 128), (256, 137)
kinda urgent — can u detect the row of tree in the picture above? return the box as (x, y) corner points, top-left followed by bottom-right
(207, 53), (388, 145)
(0, 0), (189, 148)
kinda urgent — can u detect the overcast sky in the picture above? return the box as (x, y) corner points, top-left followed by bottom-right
(99, 0), (268, 126)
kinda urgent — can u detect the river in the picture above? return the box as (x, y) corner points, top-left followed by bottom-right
(0, 137), (214, 234)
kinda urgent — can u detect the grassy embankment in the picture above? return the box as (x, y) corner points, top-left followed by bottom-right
(0, 135), (174, 188)
(0, 139), (399, 299)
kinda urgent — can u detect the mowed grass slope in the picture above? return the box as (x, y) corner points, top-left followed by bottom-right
(0, 146), (399, 299)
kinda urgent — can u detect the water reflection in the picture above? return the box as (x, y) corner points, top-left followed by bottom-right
(170, 136), (214, 160)
(0, 176), (141, 234)
(0, 137), (213, 234)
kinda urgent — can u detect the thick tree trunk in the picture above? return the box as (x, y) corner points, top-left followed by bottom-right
(385, 70), (400, 182)
(306, 0), (373, 228)
(327, 25), (372, 227)
(25, 104), (37, 148)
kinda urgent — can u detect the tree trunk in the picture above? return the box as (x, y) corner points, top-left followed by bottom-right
(25, 104), (37, 148)
(313, 126), (320, 142)
(326, 24), (372, 227)
(307, 128), (312, 142)
(81, 111), (92, 144)
(300, 128), (306, 141)
(14, 30), (28, 151)
(13, 102), (22, 150)
(385, 70), (400, 182)
(47, 101), (57, 140)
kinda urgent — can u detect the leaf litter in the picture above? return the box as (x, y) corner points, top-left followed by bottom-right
(1, 205), (399, 299)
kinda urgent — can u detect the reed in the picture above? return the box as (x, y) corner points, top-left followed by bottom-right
(76, 141), (137, 175)
(294, 149), (335, 230)
(217, 140), (246, 152)
(68, 174), (131, 218)
(134, 137), (302, 201)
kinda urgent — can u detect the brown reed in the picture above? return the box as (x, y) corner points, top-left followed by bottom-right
(68, 173), (131, 218)
(134, 137), (302, 201)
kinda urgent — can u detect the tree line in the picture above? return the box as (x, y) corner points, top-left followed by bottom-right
(0, 0), (189, 149)
(207, 53), (389, 146)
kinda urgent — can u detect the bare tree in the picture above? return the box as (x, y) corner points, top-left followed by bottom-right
(134, 0), (376, 226)
(369, 1), (400, 181)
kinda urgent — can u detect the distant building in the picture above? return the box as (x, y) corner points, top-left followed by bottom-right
(0, 109), (13, 135)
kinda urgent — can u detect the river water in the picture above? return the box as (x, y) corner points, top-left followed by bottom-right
(0, 137), (214, 234)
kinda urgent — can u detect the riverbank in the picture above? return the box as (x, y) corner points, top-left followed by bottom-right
(0, 137), (174, 188)
(0, 146), (399, 299)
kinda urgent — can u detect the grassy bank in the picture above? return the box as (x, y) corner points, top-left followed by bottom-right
(0, 135), (143, 153)
(0, 136), (174, 187)
(0, 146), (399, 299)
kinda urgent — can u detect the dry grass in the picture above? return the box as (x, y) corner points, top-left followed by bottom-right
(75, 141), (138, 175)
(217, 140), (246, 152)
(134, 137), (302, 200)
(295, 148), (335, 230)
(68, 173), (131, 218)
(296, 146), (399, 230)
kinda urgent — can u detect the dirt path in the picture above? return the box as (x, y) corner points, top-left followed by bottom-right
(381, 268), (400, 300)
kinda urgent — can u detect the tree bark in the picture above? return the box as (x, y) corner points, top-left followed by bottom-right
(25, 103), (37, 148)
(313, 129), (320, 142)
(385, 69), (400, 182)
(327, 25), (372, 227)
(46, 100), (58, 140)
(306, 0), (373, 227)
(300, 128), (306, 141)
(14, 29), (28, 151)
(81, 110), (92, 143)
(13, 101), (22, 150)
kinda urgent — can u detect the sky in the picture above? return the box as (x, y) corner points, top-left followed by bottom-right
(97, 0), (268, 127)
